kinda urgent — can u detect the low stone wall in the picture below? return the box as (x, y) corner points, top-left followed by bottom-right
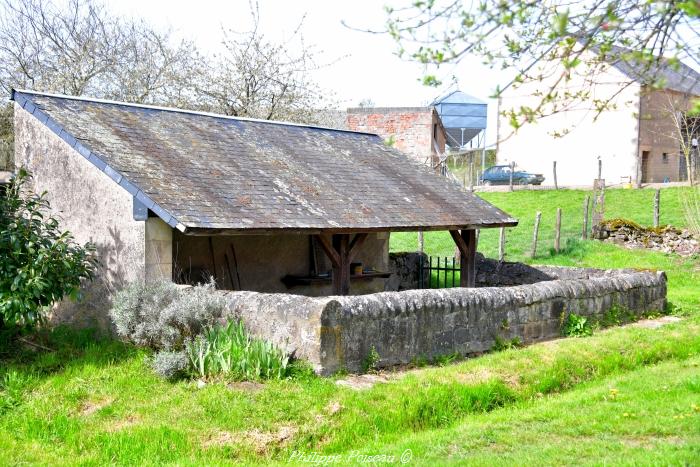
(216, 266), (667, 375)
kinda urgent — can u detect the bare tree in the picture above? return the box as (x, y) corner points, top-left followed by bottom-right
(0, 0), (199, 104)
(195, 6), (333, 124)
(666, 95), (700, 186)
(0, 0), (338, 169)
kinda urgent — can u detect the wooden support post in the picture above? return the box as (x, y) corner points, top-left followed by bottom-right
(509, 161), (515, 192)
(332, 234), (350, 295)
(582, 195), (590, 239)
(449, 229), (477, 287)
(531, 211), (542, 258)
(598, 158), (603, 180)
(418, 230), (424, 253)
(555, 207), (562, 253)
(553, 161), (558, 189)
(498, 227), (506, 261)
(653, 189), (660, 228)
(316, 233), (367, 296)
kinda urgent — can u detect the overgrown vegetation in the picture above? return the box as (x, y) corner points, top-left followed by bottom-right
(492, 336), (523, 351)
(110, 281), (289, 381)
(0, 169), (96, 331)
(562, 313), (593, 337)
(361, 345), (381, 373)
(186, 321), (289, 381)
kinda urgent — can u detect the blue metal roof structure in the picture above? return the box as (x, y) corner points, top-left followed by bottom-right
(432, 90), (487, 149)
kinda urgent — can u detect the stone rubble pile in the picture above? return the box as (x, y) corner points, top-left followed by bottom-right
(594, 219), (699, 256)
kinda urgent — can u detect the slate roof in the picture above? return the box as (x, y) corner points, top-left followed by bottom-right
(12, 90), (517, 233)
(603, 46), (700, 96)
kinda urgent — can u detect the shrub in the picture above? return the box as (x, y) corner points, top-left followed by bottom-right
(185, 321), (289, 381)
(110, 280), (224, 351)
(0, 169), (97, 330)
(151, 351), (189, 380)
(562, 313), (593, 337)
(492, 336), (523, 351)
(361, 345), (381, 373)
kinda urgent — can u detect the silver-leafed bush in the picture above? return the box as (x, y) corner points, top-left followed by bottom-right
(109, 281), (290, 380)
(110, 280), (224, 351)
(151, 350), (189, 380)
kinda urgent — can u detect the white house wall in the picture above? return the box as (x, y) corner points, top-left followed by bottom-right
(497, 56), (641, 187)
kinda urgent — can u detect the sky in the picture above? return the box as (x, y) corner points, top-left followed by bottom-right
(107, 0), (505, 144)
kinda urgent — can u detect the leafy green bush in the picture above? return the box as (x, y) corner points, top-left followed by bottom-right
(186, 321), (289, 381)
(0, 169), (96, 330)
(562, 313), (593, 337)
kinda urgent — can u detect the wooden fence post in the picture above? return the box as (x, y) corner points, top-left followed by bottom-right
(591, 179), (605, 228)
(553, 161), (558, 190)
(509, 161), (515, 192)
(582, 195), (590, 239)
(469, 154), (474, 192)
(555, 207), (562, 253)
(499, 227), (506, 261)
(531, 211), (542, 258)
(462, 156), (467, 188)
(653, 189), (660, 227)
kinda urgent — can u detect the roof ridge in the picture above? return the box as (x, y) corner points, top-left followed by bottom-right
(11, 89), (378, 137)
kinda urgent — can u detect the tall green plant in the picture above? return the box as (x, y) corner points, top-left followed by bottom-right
(0, 168), (97, 329)
(186, 321), (290, 381)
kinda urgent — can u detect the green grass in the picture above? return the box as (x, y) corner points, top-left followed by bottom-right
(392, 186), (695, 260)
(349, 356), (700, 465)
(1, 186), (699, 465)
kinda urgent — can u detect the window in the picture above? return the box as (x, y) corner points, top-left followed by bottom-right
(662, 153), (669, 164)
(433, 123), (437, 139)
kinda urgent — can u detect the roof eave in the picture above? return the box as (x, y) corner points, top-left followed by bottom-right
(179, 220), (519, 236)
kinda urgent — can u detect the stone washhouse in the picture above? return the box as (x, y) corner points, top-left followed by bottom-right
(11, 90), (667, 373)
(11, 90), (515, 325)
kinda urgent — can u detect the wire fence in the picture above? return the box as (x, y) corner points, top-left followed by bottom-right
(390, 182), (685, 266)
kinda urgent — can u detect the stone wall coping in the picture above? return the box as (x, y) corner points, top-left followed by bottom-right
(327, 270), (665, 318)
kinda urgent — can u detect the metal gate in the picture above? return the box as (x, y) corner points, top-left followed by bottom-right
(418, 255), (460, 289)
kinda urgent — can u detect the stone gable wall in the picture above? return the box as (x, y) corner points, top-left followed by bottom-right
(14, 104), (147, 329)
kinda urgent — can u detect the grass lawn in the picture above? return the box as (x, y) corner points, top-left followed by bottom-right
(1, 186), (699, 465)
(391, 186), (695, 260)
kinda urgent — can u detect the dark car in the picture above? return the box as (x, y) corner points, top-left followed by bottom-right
(481, 165), (545, 186)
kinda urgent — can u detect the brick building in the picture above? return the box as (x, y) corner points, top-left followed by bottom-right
(346, 107), (447, 167)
